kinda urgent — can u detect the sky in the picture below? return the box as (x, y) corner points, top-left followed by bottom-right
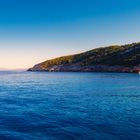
(0, 0), (140, 69)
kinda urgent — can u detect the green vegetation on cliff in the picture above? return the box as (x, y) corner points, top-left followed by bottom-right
(29, 42), (140, 71)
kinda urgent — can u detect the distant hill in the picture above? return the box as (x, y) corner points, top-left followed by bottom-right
(28, 42), (140, 73)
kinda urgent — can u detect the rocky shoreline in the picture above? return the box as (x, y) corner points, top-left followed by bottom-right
(28, 64), (140, 73)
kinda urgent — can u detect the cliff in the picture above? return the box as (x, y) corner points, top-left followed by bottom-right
(28, 42), (140, 73)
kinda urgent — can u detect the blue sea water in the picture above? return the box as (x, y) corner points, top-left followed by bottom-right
(0, 71), (139, 140)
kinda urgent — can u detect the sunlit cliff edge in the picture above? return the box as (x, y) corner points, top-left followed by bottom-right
(28, 42), (140, 73)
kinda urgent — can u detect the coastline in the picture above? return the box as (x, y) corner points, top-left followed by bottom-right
(28, 64), (140, 73)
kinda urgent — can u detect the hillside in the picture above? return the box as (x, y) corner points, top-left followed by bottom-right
(28, 42), (140, 73)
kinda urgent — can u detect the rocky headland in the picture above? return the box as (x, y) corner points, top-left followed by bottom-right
(28, 42), (140, 73)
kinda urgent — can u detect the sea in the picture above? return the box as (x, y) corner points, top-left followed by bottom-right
(0, 71), (139, 140)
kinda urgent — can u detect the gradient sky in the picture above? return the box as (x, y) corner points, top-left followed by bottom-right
(0, 0), (140, 69)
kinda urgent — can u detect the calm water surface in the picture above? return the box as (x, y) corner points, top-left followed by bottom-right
(0, 71), (139, 140)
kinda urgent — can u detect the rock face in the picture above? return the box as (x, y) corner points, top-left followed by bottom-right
(28, 42), (140, 73)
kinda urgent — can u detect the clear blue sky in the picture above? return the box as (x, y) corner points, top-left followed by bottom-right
(0, 0), (140, 69)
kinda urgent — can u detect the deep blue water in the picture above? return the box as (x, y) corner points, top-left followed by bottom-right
(0, 71), (139, 140)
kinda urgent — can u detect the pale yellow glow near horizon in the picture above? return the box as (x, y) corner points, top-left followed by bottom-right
(0, 40), (91, 70)
(0, 41), (53, 69)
